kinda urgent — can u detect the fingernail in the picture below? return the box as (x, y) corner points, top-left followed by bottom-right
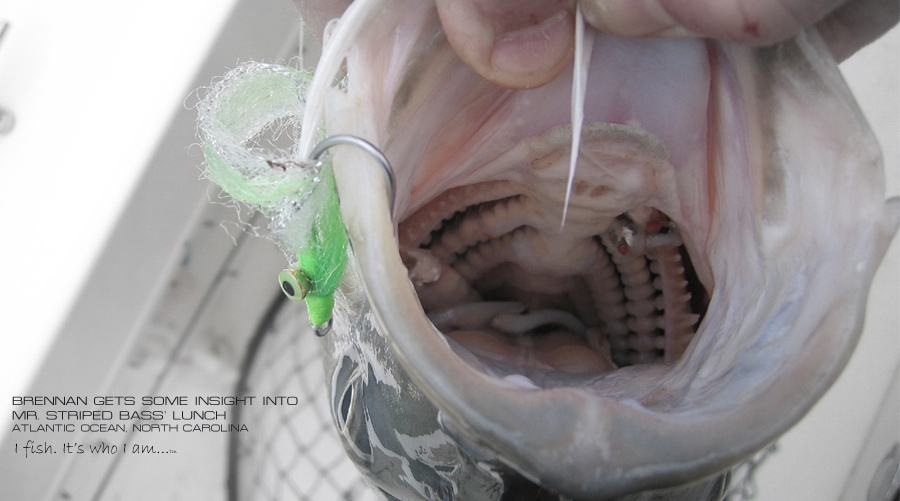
(489, 10), (575, 87)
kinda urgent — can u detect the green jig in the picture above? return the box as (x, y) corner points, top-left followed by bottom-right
(197, 62), (348, 334)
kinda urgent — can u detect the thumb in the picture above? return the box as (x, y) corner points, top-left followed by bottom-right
(435, 0), (577, 89)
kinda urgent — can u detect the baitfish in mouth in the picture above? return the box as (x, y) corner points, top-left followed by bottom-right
(199, 0), (898, 499)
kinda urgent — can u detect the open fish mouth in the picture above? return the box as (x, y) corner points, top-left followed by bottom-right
(398, 127), (706, 377)
(313, 1), (899, 497)
(199, 0), (897, 498)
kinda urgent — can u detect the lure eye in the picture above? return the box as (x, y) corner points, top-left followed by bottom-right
(278, 269), (310, 302)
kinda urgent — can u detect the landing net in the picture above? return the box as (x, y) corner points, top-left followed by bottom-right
(227, 294), (379, 501)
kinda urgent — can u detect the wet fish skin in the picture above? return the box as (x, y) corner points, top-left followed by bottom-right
(323, 277), (507, 500)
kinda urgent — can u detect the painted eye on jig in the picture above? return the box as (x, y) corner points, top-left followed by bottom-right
(278, 269), (310, 301)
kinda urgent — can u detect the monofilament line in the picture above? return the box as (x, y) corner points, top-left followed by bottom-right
(561, 4), (595, 230)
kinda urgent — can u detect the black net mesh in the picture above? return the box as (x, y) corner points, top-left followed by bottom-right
(228, 295), (379, 501)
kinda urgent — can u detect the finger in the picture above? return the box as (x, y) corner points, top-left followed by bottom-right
(816, 0), (899, 61)
(579, 0), (845, 46)
(435, 0), (576, 88)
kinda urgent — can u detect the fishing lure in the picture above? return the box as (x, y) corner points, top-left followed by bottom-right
(198, 63), (395, 335)
(197, 62), (347, 334)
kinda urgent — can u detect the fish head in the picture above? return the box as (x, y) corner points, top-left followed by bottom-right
(301, 1), (900, 499)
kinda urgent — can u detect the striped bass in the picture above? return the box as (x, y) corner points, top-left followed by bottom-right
(200, 0), (898, 498)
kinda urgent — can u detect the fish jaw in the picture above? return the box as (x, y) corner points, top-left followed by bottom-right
(316, 0), (900, 498)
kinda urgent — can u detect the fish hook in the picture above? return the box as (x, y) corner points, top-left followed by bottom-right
(310, 134), (397, 212)
(281, 135), (396, 337)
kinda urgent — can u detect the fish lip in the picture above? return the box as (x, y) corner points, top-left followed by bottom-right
(322, 2), (899, 496)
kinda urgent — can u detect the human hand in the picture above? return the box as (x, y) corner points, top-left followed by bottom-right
(435, 0), (898, 88)
(294, 0), (898, 89)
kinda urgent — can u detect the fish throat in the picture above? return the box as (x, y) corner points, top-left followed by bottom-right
(360, 18), (722, 391)
(396, 123), (710, 384)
